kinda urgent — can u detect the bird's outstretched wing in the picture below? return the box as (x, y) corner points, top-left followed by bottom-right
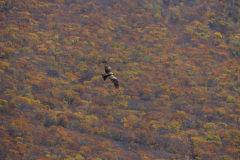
(109, 75), (119, 88)
(102, 60), (112, 73)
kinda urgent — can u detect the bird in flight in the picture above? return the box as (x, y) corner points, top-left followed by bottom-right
(102, 60), (119, 88)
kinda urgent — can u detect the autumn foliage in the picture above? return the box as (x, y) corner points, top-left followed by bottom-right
(0, 0), (240, 159)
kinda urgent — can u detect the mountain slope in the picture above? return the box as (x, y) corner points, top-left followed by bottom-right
(0, 0), (239, 159)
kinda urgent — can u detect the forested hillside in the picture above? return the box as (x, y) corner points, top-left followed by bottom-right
(0, 0), (239, 159)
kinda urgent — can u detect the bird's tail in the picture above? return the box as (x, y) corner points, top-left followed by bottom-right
(102, 73), (109, 81)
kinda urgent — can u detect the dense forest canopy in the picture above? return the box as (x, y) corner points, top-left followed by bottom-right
(0, 0), (239, 159)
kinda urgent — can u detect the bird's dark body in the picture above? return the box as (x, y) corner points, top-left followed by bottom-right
(102, 60), (119, 88)
(102, 73), (111, 81)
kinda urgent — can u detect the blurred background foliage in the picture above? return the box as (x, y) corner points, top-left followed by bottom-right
(0, 0), (239, 159)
